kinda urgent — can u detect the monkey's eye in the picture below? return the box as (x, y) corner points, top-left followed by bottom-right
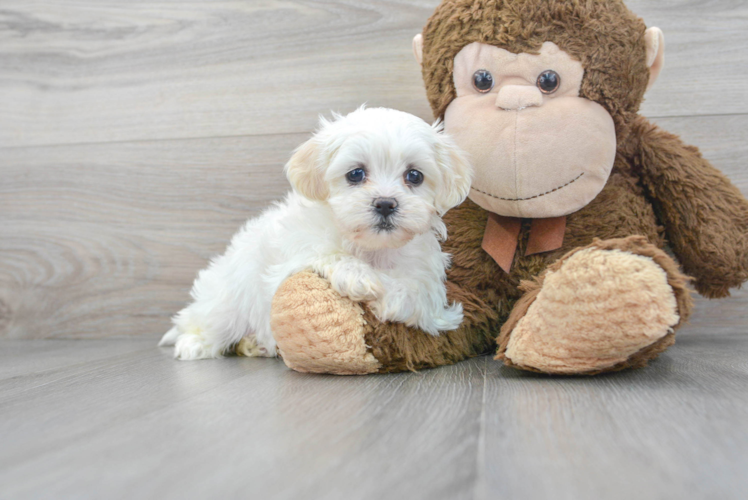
(405, 169), (424, 186)
(346, 167), (366, 184)
(537, 70), (561, 94)
(472, 69), (494, 93)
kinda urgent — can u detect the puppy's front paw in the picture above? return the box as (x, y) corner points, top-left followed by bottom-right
(329, 263), (383, 302)
(339, 277), (383, 302)
(173, 333), (219, 360)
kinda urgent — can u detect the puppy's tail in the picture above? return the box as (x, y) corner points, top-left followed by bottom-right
(158, 326), (180, 347)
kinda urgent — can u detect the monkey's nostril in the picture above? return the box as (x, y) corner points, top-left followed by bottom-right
(373, 198), (398, 218)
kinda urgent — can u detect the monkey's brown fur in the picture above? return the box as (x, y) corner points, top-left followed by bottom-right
(270, 0), (748, 374)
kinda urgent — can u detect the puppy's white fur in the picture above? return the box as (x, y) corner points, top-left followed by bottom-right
(159, 107), (473, 360)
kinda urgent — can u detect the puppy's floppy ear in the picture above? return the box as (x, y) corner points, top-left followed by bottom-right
(432, 132), (473, 215)
(285, 137), (329, 201)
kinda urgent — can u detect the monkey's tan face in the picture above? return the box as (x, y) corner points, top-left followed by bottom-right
(444, 42), (617, 218)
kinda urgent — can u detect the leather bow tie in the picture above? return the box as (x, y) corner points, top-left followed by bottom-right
(481, 213), (567, 273)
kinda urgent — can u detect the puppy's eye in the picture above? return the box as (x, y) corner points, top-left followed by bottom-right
(472, 69), (494, 93)
(346, 167), (366, 184)
(537, 70), (561, 94)
(405, 169), (424, 186)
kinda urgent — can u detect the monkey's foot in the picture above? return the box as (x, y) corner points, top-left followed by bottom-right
(271, 272), (381, 375)
(496, 236), (693, 375)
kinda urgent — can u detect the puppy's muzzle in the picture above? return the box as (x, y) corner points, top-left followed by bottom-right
(373, 198), (398, 218)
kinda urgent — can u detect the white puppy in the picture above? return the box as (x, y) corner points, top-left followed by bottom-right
(159, 107), (473, 360)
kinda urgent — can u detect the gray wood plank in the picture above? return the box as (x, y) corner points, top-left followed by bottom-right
(0, 343), (485, 500)
(479, 335), (748, 500)
(0, 134), (299, 339)
(2, 115), (746, 340)
(0, 0), (435, 148)
(629, 0), (748, 119)
(1, 0), (746, 148)
(1, 337), (747, 499)
(0, 338), (153, 384)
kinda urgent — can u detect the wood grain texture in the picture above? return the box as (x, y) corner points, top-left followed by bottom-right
(0, 338), (746, 499)
(481, 335), (748, 500)
(1, 0), (747, 148)
(0, 133), (301, 339)
(628, 0), (748, 119)
(0, 0), (435, 147)
(0, 339), (486, 500)
(0, 339), (161, 398)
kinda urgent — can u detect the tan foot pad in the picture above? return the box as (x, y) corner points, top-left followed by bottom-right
(502, 244), (683, 374)
(271, 272), (381, 375)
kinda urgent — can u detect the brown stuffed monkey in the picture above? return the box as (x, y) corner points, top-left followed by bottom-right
(265, 0), (748, 375)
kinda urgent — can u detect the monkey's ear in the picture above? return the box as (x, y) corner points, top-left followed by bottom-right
(644, 27), (665, 91)
(433, 135), (473, 216)
(284, 137), (329, 201)
(412, 33), (424, 66)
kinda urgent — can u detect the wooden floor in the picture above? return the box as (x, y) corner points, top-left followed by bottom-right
(2, 1), (748, 498)
(1, 335), (747, 500)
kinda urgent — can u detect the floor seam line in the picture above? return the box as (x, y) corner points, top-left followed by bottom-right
(473, 356), (489, 500)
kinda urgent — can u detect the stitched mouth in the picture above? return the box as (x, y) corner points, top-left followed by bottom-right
(471, 172), (585, 202)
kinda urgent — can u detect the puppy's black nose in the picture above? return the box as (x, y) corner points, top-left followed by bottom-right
(373, 198), (398, 218)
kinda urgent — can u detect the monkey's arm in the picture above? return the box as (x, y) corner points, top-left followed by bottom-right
(270, 271), (497, 374)
(630, 117), (748, 298)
